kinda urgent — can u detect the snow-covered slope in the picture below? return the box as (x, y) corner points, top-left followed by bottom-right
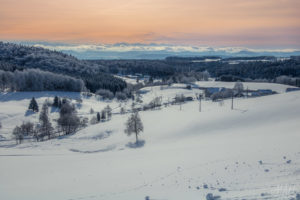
(195, 81), (296, 94)
(0, 84), (300, 200)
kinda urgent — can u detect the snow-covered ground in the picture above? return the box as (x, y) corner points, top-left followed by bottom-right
(195, 81), (297, 94)
(0, 82), (300, 200)
(115, 75), (142, 85)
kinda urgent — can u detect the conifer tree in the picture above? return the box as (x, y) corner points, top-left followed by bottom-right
(53, 96), (59, 107)
(29, 97), (39, 112)
(97, 112), (101, 122)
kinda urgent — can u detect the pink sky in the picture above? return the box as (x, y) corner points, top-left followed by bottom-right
(0, 0), (299, 47)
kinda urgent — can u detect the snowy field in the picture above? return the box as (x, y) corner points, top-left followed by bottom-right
(0, 82), (300, 200)
(194, 81), (297, 94)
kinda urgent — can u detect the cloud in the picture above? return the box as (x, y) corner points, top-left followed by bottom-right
(28, 42), (300, 54)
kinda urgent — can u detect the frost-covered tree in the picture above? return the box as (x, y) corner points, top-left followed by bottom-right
(136, 93), (143, 103)
(234, 81), (244, 96)
(120, 107), (125, 114)
(20, 122), (34, 136)
(0, 69), (85, 92)
(90, 108), (94, 114)
(115, 91), (127, 101)
(124, 112), (144, 144)
(96, 89), (114, 100)
(90, 116), (98, 125)
(105, 105), (112, 120)
(39, 103), (53, 140)
(58, 102), (80, 135)
(174, 94), (185, 110)
(28, 97), (39, 112)
(101, 110), (106, 121)
(13, 126), (23, 144)
(150, 97), (162, 108)
(148, 76), (154, 83)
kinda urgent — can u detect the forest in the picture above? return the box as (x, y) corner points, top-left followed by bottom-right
(90, 56), (300, 86)
(0, 42), (126, 93)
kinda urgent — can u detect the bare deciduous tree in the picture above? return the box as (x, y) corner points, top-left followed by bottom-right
(124, 112), (144, 144)
(234, 81), (244, 96)
(39, 103), (53, 140)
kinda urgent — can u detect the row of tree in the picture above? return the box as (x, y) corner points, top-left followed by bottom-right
(0, 69), (85, 92)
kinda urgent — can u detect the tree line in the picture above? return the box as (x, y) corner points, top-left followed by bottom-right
(90, 56), (300, 87)
(0, 68), (85, 92)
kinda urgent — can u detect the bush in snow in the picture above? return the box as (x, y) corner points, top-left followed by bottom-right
(80, 117), (88, 128)
(96, 89), (114, 100)
(105, 105), (112, 120)
(234, 81), (244, 96)
(115, 91), (127, 101)
(211, 89), (233, 101)
(136, 93), (143, 103)
(90, 116), (98, 125)
(174, 94), (185, 103)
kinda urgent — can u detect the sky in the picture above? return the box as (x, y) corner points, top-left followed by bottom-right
(0, 0), (300, 48)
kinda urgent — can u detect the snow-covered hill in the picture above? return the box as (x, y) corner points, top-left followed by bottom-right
(0, 83), (300, 200)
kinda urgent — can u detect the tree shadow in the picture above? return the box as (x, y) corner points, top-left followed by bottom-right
(56, 132), (76, 140)
(76, 103), (82, 109)
(126, 140), (146, 149)
(24, 110), (35, 116)
(69, 145), (116, 154)
(233, 108), (248, 113)
(0, 91), (81, 102)
(0, 143), (18, 148)
(50, 106), (59, 113)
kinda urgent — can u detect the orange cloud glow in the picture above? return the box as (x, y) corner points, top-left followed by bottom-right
(0, 0), (299, 47)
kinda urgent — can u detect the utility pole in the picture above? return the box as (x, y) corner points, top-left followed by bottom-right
(199, 94), (202, 112)
(231, 91), (234, 110)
